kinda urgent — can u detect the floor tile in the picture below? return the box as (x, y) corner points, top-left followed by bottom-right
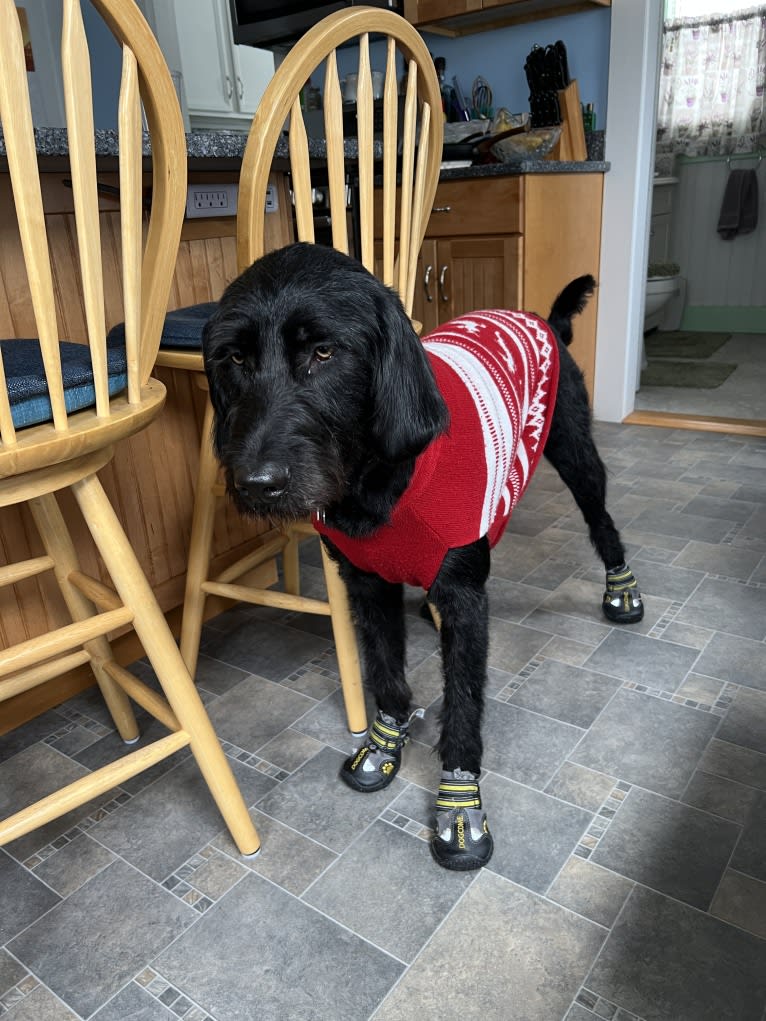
(0, 852), (60, 944)
(486, 619), (551, 675)
(201, 615), (332, 680)
(90, 982), (177, 1020)
(32, 833), (114, 897)
(547, 856), (633, 928)
(591, 787), (739, 909)
(254, 746), (406, 852)
(730, 789), (766, 882)
(481, 701), (584, 788)
(88, 756), (274, 880)
(698, 739), (766, 791)
(675, 577), (766, 640)
(673, 539), (762, 580)
(3, 984), (79, 1021)
(375, 871), (604, 1020)
(212, 808), (337, 897)
(304, 820), (474, 962)
(155, 872), (403, 1020)
(0, 949), (27, 997)
(710, 869), (766, 939)
(583, 629), (699, 690)
(682, 769), (759, 824)
(570, 689), (719, 798)
(510, 659), (622, 729)
(544, 761), (617, 812)
(587, 885), (766, 1021)
(9, 860), (195, 1019)
(715, 687), (766, 755)
(481, 773), (592, 892)
(206, 674), (315, 752)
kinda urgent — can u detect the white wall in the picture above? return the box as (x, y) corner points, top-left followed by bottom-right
(593, 0), (663, 421)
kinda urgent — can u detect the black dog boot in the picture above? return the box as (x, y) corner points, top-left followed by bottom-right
(430, 769), (493, 871)
(603, 563), (644, 624)
(340, 708), (424, 793)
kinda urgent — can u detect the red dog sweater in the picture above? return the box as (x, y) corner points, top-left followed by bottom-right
(315, 310), (560, 590)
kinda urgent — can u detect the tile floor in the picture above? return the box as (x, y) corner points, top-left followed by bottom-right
(635, 332), (766, 420)
(2, 422), (766, 1021)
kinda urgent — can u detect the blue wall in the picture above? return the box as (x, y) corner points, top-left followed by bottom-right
(334, 8), (611, 128)
(82, 0), (121, 129)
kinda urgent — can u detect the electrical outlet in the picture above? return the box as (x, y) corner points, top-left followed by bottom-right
(185, 183), (238, 219)
(265, 183), (278, 213)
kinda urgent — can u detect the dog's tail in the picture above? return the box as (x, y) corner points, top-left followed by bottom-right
(547, 275), (596, 347)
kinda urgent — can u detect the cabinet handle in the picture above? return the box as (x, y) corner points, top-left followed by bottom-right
(224, 75), (233, 100)
(423, 264), (433, 303)
(237, 76), (244, 101)
(439, 265), (449, 303)
(432, 206), (452, 213)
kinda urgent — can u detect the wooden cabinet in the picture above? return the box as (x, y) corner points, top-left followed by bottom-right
(403, 0), (610, 37)
(378, 172), (604, 398)
(167, 0), (273, 129)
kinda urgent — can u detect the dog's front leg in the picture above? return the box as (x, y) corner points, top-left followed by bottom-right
(322, 539), (420, 793)
(427, 537), (494, 871)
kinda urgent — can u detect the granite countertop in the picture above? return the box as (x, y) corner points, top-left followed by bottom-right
(0, 127), (609, 177)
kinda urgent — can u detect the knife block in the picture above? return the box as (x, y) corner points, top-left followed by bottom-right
(547, 80), (587, 162)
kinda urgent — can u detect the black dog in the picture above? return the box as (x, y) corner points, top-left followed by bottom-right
(203, 242), (643, 871)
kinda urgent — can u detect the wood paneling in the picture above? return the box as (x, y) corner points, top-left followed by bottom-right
(0, 171), (282, 726)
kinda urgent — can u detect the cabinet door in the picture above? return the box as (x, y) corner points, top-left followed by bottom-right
(410, 241), (440, 336)
(435, 236), (522, 324)
(229, 39), (274, 115)
(173, 0), (235, 116)
(403, 0), (481, 26)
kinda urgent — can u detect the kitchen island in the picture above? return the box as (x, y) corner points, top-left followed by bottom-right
(0, 129), (607, 728)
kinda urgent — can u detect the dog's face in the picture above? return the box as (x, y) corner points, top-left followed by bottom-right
(203, 243), (447, 520)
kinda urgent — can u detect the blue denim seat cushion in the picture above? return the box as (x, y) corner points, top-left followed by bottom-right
(1, 337), (127, 429)
(107, 302), (216, 351)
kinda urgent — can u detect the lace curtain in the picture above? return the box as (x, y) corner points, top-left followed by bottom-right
(656, 5), (766, 157)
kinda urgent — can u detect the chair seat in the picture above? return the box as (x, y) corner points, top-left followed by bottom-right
(108, 302), (215, 352)
(1, 338), (127, 429)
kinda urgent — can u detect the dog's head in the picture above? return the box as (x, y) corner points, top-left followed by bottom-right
(203, 242), (448, 520)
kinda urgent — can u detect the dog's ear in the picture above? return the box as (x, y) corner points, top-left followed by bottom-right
(369, 291), (448, 463)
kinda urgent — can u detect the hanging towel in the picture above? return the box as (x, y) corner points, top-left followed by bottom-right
(717, 168), (759, 240)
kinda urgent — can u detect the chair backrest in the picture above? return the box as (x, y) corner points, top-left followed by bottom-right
(237, 7), (443, 317)
(0, 0), (185, 462)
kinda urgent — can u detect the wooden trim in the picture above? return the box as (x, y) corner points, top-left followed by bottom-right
(624, 410), (766, 437)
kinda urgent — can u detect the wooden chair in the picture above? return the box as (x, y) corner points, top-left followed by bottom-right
(0, 0), (259, 856)
(159, 8), (443, 737)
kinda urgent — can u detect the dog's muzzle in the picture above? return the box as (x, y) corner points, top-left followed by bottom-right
(232, 463), (290, 506)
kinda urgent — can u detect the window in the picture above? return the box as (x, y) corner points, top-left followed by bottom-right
(656, 3), (766, 157)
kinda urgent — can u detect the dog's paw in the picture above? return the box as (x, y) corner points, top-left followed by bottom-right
(430, 770), (493, 871)
(339, 709), (423, 793)
(603, 564), (644, 624)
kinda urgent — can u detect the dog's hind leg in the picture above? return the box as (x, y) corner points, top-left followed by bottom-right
(427, 538), (494, 871)
(544, 352), (643, 624)
(323, 540), (421, 793)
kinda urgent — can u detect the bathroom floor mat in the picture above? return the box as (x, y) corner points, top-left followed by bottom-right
(644, 331), (731, 360)
(640, 359), (737, 389)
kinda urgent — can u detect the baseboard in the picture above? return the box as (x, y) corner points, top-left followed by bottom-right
(680, 306), (766, 333)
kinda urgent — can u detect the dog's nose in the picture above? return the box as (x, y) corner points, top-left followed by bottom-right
(233, 464), (289, 502)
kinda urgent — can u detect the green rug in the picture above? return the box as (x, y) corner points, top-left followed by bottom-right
(640, 359), (737, 389)
(644, 331), (731, 360)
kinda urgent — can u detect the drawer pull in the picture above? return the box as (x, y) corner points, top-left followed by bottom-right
(423, 264), (434, 303)
(432, 206), (452, 213)
(439, 265), (449, 303)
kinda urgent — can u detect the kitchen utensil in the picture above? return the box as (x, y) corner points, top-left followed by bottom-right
(471, 76), (493, 119)
(451, 75), (471, 121)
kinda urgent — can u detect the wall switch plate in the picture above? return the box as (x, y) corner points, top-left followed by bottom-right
(186, 183), (238, 218)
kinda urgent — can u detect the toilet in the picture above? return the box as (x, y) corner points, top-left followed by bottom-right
(644, 269), (684, 332)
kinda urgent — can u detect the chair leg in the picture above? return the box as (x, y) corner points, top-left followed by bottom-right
(71, 471), (260, 856)
(282, 531), (301, 596)
(320, 542), (367, 736)
(28, 492), (139, 743)
(179, 396), (219, 677)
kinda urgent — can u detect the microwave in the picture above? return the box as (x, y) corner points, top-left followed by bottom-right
(229, 0), (404, 51)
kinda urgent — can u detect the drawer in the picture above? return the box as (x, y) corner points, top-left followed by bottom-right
(373, 175), (522, 240)
(424, 177), (522, 237)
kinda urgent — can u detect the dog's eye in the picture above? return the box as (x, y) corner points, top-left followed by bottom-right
(313, 346), (334, 362)
(231, 352), (244, 365)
